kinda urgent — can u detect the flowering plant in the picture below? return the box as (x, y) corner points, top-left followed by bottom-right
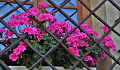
(0, 2), (116, 69)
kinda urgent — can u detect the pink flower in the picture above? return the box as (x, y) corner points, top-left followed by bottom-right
(29, 8), (40, 16)
(9, 53), (18, 61)
(66, 37), (72, 44)
(38, 2), (49, 8)
(72, 39), (79, 47)
(69, 47), (80, 57)
(78, 33), (88, 39)
(84, 56), (93, 61)
(19, 42), (27, 48)
(21, 27), (38, 35)
(91, 58), (97, 66)
(75, 28), (81, 34)
(5, 36), (8, 41)
(80, 41), (89, 47)
(12, 19), (20, 26)
(87, 29), (99, 38)
(0, 29), (5, 33)
(34, 34), (43, 42)
(101, 50), (106, 60)
(38, 13), (54, 22)
(17, 45), (26, 52)
(10, 14), (16, 20)
(23, 11), (31, 16)
(4, 30), (13, 37)
(13, 48), (21, 55)
(7, 21), (14, 27)
(105, 41), (113, 47)
(81, 24), (91, 30)
(27, 27), (34, 35)
(100, 25), (111, 34)
(100, 25), (108, 32)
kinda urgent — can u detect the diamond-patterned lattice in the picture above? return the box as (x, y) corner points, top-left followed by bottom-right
(0, 0), (120, 70)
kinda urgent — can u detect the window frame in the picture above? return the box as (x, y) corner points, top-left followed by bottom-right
(0, 0), (92, 25)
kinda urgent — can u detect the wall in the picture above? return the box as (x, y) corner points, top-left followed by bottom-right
(105, 0), (120, 70)
(90, 0), (120, 70)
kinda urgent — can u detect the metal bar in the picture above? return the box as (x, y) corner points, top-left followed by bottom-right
(108, 0), (120, 11)
(108, 57), (120, 70)
(79, 0), (120, 37)
(44, 59), (57, 70)
(51, 0), (70, 14)
(29, 43), (60, 69)
(0, 59), (11, 70)
(65, 10), (77, 21)
(0, 0), (78, 9)
(1, 0), (29, 19)
(29, 58), (43, 70)
(0, 0), (33, 5)
(0, 38), (22, 57)
(0, 0), (120, 69)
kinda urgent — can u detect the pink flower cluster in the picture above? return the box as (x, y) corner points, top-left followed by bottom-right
(21, 27), (46, 42)
(23, 8), (40, 17)
(100, 25), (116, 52)
(4, 30), (14, 40)
(38, 13), (56, 22)
(100, 35), (116, 52)
(47, 23), (116, 66)
(47, 21), (73, 37)
(29, 8), (40, 16)
(38, 2), (49, 8)
(7, 19), (20, 27)
(8, 13), (32, 27)
(69, 47), (80, 57)
(9, 42), (27, 61)
(65, 24), (99, 57)
(81, 24), (99, 38)
(84, 56), (98, 66)
(101, 50), (106, 60)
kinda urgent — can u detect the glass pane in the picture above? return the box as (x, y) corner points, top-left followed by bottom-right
(46, 0), (77, 6)
(46, 7), (78, 27)
(18, 0), (33, 2)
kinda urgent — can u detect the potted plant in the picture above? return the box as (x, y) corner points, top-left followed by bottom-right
(0, 2), (116, 70)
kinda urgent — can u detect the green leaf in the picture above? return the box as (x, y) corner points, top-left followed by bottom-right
(42, 35), (47, 39)
(46, 56), (52, 63)
(80, 52), (84, 57)
(69, 57), (77, 64)
(42, 45), (49, 49)
(78, 63), (83, 69)
(85, 47), (90, 50)
(49, 43), (54, 47)
(33, 53), (40, 59)
(38, 45), (42, 49)
(70, 59), (77, 64)
(79, 49), (82, 53)
(40, 49), (45, 54)
(56, 55), (62, 61)
(63, 64), (70, 69)
(45, 41), (49, 44)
